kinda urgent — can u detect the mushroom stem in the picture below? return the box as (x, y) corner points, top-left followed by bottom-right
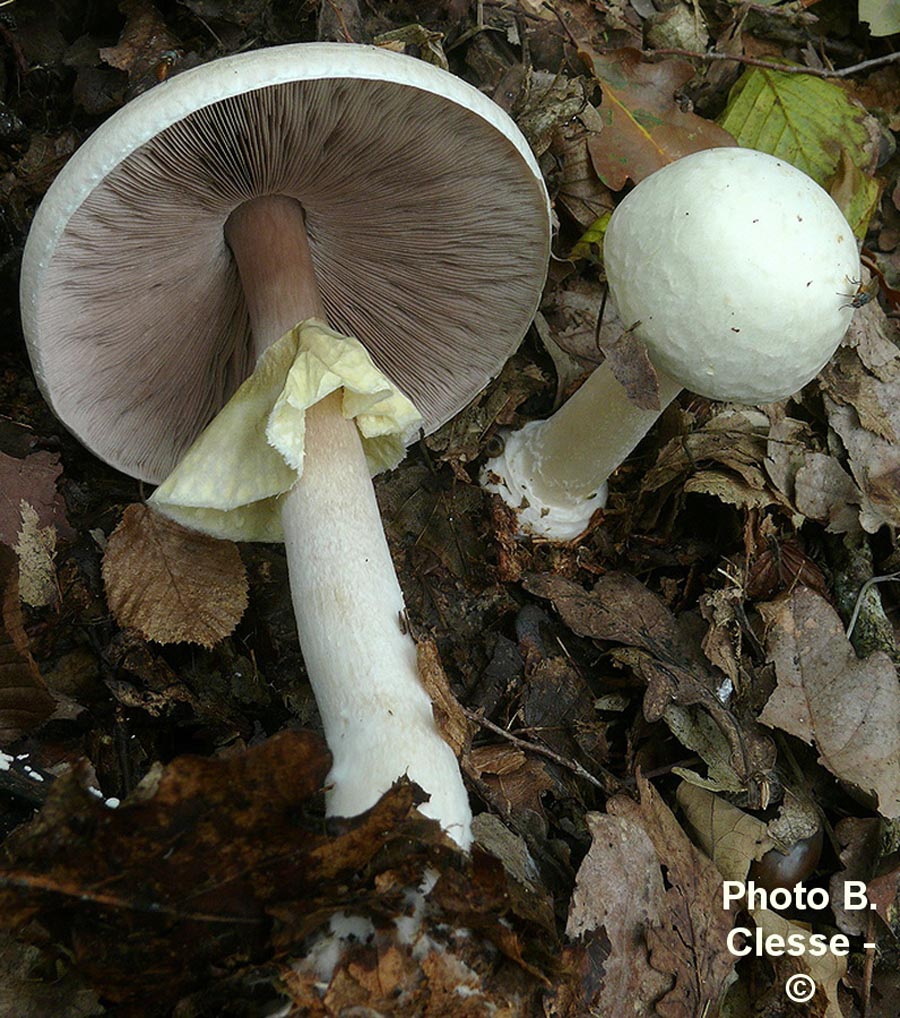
(225, 196), (472, 849)
(483, 361), (682, 539)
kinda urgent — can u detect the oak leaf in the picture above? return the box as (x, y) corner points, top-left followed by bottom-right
(563, 811), (671, 1014)
(612, 777), (737, 1018)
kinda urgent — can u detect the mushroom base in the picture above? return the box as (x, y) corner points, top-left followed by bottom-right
(482, 420), (608, 540)
(482, 362), (681, 540)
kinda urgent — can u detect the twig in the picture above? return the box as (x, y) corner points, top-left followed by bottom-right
(464, 706), (620, 793)
(325, 0), (355, 44)
(647, 47), (900, 80)
(0, 871), (263, 924)
(0, 750), (52, 806)
(845, 571), (900, 640)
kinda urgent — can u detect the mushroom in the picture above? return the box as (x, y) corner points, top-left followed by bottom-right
(483, 147), (859, 539)
(21, 43), (551, 850)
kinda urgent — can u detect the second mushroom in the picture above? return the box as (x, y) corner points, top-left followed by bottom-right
(483, 147), (860, 540)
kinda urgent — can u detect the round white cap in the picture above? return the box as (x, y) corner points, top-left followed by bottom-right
(603, 147), (859, 404)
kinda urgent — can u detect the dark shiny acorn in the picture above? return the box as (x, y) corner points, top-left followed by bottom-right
(749, 827), (824, 892)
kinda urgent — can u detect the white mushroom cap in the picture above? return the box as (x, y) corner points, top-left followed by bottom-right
(603, 147), (859, 404)
(21, 43), (550, 482)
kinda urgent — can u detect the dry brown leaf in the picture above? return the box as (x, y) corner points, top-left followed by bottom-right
(99, 0), (180, 87)
(829, 817), (884, 937)
(843, 294), (900, 378)
(612, 776), (737, 1018)
(416, 637), (474, 759)
(745, 534), (831, 603)
(469, 745), (553, 818)
(542, 278), (607, 367)
(687, 412), (775, 497)
(761, 587), (900, 818)
(0, 546), (55, 742)
(751, 909), (845, 1018)
(699, 586), (742, 685)
(794, 452), (861, 533)
(576, 48), (735, 189)
(825, 394), (900, 533)
(524, 571), (776, 796)
(818, 327), (900, 532)
(102, 504), (248, 648)
(823, 343), (898, 442)
(0, 450), (71, 547)
(522, 654), (604, 762)
(512, 70), (590, 158)
(532, 313), (588, 409)
(763, 414), (813, 505)
(471, 813), (543, 896)
(548, 114), (615, 228)
(642, 408), (786, 513)
(685, 470), (772, 510)
(867, 860), (900, 932)
(596, 327), (660, 412)
(675, 782), (774, 883)
(524, 570), (677, 651)
(562, 811), (671, 1014)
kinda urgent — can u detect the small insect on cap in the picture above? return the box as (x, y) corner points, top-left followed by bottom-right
(603, 147), (859, 404)
(20, 43), (551, 483)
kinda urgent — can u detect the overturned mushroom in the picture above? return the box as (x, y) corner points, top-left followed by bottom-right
(21, 43), (551, 849)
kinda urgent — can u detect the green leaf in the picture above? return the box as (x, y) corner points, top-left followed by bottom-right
(569, 211), (611, 262)
(859, 0), (900, 37)
(717, 68), (880, 236)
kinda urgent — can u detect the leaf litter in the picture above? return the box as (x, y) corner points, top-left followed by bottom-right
(1, 0), (900, 1014)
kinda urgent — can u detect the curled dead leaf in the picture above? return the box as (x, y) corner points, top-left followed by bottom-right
(675, 782), (774, 883)
(761, 587), (900, 818)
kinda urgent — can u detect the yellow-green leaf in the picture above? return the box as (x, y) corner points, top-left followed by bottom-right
(717, 68), (880, 236)
(569, 211), (611, 262)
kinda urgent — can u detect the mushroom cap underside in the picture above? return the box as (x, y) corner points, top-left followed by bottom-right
(21, 43), (551, 482)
